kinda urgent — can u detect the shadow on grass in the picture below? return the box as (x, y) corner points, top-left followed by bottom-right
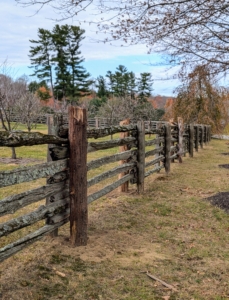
(205, 192), (229, 213)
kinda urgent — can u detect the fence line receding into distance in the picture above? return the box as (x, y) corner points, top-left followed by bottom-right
(0, 106), (211, 262)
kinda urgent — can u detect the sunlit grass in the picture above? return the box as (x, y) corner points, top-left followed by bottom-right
(6, 126), (229, 298)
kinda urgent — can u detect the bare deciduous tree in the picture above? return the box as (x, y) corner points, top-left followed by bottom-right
(0, 61), (27, 158)
(98, 95), (158, 125)
(16, 0), (229, 75)
(16, 91), (42, 132)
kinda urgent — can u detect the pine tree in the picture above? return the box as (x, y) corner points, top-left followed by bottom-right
(29, 29), (55, 100)
(137, 72), (153, 103)
(29, 24), (91, 106)
(96, 75), (109, 99)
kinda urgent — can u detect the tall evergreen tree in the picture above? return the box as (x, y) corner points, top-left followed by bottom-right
(128, 71), (136, 99)
(29, 24), (91, 105)
(96, 75), (109, 98)
(137, 72), (153, 103)
(106, 65), (136, 98)
(29, 29), (55, 99)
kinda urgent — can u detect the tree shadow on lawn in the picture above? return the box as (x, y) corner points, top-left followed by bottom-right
(206, 191), (229, 213)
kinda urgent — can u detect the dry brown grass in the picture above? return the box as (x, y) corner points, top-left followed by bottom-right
(1, 135), (229, 299)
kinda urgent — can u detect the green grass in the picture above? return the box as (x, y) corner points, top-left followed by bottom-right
(2, 127), (229, 299)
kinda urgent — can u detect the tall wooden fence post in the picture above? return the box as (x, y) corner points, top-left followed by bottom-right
(69, 106), (88, 246)
(177, 117), (184, 163)
(189, 124), (194, 157)
(137, 120), (145, 194)
(206, 126), (209, 143)
(119, 119), (130, 192)
(155, 122), (162, 166)
(204, 125), (207, 145)
(208, 125), (211, 142)
(95, 117), (99, 128)
(195, 125), (199, 152)
(164, 123), (171, 174)
(200, 125), (204, 149)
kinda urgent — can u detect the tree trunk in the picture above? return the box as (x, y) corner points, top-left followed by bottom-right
(11, 147), (17, 159)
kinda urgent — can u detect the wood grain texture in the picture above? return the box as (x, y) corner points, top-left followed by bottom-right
(0, 220), (68, 262)
(0, 159), (68, 188)
(88, 173), (134, 204)
(88, 162), (135, 188)
(0, 181), (68, 216)
(87, 150), (137, 171)
(164, 123), (171, 174)
(118, 119), (130, 192)
(87, 137), (136, 153)
(0, 131), (68, 147)
(145, 147), (163, 158)
(69, 106), (88, 246)
(0, 199), (69, 237)
(137, 121), (145, 194)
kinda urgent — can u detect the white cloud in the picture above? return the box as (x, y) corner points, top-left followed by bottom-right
(0, 0), (180, 95)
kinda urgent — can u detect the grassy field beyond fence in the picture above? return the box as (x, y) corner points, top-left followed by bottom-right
(0, 126), (229, 299)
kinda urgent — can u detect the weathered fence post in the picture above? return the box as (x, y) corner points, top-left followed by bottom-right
(206, 126), (209, 143)
(164, 123), (171, 174)
(200, 125), (204, 148)
(95, 117), (99, 128)
(207, 125), (211, 142)
(195, 125), (199, 152)
(155, 122), (163, 166)
(204, 125), (207, 145)
(169, 119), (175, 163)
(69, 106), (88, 246)
(119, 119), (130, 192)
(137, 120), (145, 194)
(177, 117), (184, 162)
(189, 124), (194, 157)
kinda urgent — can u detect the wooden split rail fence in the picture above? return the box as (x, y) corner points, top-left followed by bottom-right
(0, 106), (211, 262)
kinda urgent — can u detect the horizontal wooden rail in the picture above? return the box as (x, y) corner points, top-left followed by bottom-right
(145, 137), (164, 147)
(145, 165), (164, 178)
(88, 137), (136, 153)
(170, 153), (178, 160)
(0, 219), (68, 263)
(145, 155), (164, 168)
(0, 199), (69, 238)
(59, 124), (137, 139)
(0, 181), (68, 217)
(88, 162), (135, 188)
(0, 131), (68, 147)
(145, 128), (165, 135)
(145, 146), (163, 158)
(88, 173), (134, 204)
(87, 150), (137, 171)
(0, 159), (68, 188)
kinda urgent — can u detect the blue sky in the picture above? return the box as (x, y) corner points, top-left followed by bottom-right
(0, 0), (180, 96)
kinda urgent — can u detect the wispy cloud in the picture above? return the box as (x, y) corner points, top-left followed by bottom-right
(0, 0), (181, 95)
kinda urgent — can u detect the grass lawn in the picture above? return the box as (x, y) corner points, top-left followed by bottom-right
(0, 125), (229, 299)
